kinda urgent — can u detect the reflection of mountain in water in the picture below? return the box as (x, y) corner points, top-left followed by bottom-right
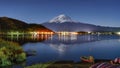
(49, 43), (70, 53)
(44, 34), (120, 44)
(1, 34), (120, 53)
(43, 35), (120, 53)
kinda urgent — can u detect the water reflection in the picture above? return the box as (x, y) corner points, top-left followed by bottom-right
(49, 43), (70, 54)
(22, 34), (120, 65)
(48, 34), (78, 54)
(58, 34), (77, 41)
(43, 35), (120, 54)
(1, 34), (119, 44)
(1, 34), (120, 65)
(0, 34), (53, 45)
(45, 34), (119, 44)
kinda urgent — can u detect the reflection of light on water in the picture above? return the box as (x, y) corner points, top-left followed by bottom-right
(31, 34), (53, 40)
(4, 34), (53, 41)
(87, 35), (91, 41)
(58, 34), (77, 41)
(86, 35), (100, 41)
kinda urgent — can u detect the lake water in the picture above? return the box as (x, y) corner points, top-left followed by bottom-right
(1, 34), (120, 67)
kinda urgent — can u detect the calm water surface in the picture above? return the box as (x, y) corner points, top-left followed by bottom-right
(1, 34), (120, 67)
(22, 34), (120, 65)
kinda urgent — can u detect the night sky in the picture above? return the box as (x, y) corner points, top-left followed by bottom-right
(0, 0), (120, 27)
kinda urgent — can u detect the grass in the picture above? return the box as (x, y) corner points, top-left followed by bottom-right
(24, 63), (92, 68)
(47, 62), (92, 68)
(0, 39), (26, 66)
(24, 62), (54, 68)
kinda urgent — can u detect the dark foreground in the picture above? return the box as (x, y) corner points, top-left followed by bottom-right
(47, 61), (92, 68)
(25, 59), (114, 68)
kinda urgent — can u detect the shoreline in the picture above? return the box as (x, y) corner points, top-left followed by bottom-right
(25, 59), (113, 68)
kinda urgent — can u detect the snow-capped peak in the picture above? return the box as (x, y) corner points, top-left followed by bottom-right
(49, 14), (74, 23)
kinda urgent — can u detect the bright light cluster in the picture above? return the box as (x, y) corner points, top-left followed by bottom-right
(29, 32), (54, 35)
(57, 31), (78, 35)
(116, 32), (120, 35)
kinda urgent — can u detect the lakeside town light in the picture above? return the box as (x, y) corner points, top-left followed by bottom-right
(57, 31), (78, 35)
(29, 31), (54, 35)
(116, 32), (120, 35)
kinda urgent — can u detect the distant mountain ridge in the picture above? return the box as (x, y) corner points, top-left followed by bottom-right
(42, 14), (120, 32)
(0, 15), (120, 33)
(0, 17), (53, 32)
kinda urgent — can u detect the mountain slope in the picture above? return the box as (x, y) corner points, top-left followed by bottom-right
(0, 17), (28, 31)
(42, 14), (120, 32)
(27, 24), (53, 32)
(0, 17), (53, 32)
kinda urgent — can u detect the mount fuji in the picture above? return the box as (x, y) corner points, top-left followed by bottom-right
(49, 14), (73, 23)
(42, 14), (120, 32)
